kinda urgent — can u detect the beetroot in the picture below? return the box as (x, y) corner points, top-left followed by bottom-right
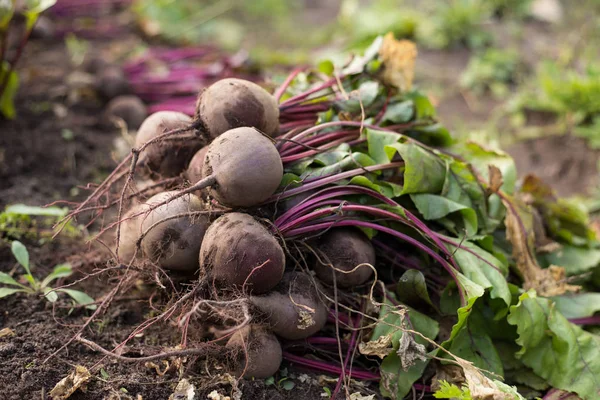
(250, 271), (328, 340)
(116, 203), (146, 263)
(105, 95), (148, 129)
(140, 192), (208, 272)
(200, 127), (282, 207)
(185, 146), (208, 185)
(196, 78), (279, 139)
(226, 325), (282, 378)
(96, 65), (130, 100)
(135, 111), (203, 178)
(199, 212), (285, 294)
(312, 228), (376, 288)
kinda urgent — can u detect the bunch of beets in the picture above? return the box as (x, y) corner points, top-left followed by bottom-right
(107, 78), (376, 379)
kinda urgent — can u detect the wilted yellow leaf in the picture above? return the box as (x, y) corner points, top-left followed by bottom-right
(378, 33), (417, 92)
(358, 334), (393, 359)
(503, 196), (579, 297)
(49, 365), (91, 400)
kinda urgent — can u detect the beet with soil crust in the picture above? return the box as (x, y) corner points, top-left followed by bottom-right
(250, 271), (328, 340)
(312, 227), (376, 288)
(226, 325), (282, 378)
(200, 127), (283, 207)
(199, 212), (285, 294)
(196, 78), (279, 139)
(135, 111), (203, 178)
(140, 191), (208, 272)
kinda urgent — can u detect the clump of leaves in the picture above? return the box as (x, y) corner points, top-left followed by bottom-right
(0, 204), (81, 242)
(0, 0), (57, 119)
(0, 240), (95, 309)
(132, 0), (327, 63)
(460, 48), (521, 97)
(417, 0), (493, 49)
(510, 61), (600, 145)
(483, 0), (533, 18)
(338, 0), (422, 51)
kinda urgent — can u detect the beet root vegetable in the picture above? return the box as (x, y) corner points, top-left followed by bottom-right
(226, 325), (282, 378)
(250, 271), (328, 340)
(198, 127), (283, 207)
(139, 191), (208, 272)
(116, 203), (146, 262)
(135, 111), (202, 178)
(200, 212), (285, 294)
(185, 146), (208, 185)
(96, 65), (130, 100)
(196, 78), (279, 139)
(105, 95), (148, 129)
(312, 228), (376, 288)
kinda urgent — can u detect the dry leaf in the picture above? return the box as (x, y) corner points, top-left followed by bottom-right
(169, 379), (195, 400)
(488, 165), (503, 194)
(503, 197), (579, 297)
(207, 391), (229, 400)
(0, 327), (15, 338)
(358, 334), (393, 359)
(378, 33), (417, 92)
(436, 356), (517, 400)
(49, 365), (91, 400)
(463, 363), (512, 400)
(431, 364), (465, 391)
(349, 392), (376, 400)
(521, 174), (556, 201)
(397, 332), (427, 371)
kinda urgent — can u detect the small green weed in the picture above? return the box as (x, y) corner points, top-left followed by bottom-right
(0, 204), (81, 242)
(461, 48), (521, 97)
(0, 240), (95, 309)
(417, 0), (493, 49)
(0, 0), (57, 119)
(509, 61), (600, 146)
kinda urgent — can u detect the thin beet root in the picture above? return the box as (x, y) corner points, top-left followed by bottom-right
(135, 111), (203, 178)
(250, 271), (328, 340)
(312, 228), (376, 288)
(226, 325), (282, 378)
(196, 78), (279, 139)
(200, 212), (285, 294)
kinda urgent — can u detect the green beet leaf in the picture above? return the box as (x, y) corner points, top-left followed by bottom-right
(442, 236), (511, 310)
(507, 291), (600, 400)
(551, 293), (600, 319)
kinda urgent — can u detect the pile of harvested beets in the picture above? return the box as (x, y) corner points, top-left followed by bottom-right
(61, 34), (600, 399)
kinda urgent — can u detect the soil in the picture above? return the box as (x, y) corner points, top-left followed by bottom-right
(508, 134), (599, 197)
(1, 2), (599, 400)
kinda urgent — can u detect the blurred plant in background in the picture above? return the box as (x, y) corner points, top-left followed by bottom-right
(461, 48), (522, 97)
(510, 61), (600, 146)
(337, 0), (421, 50)
(131, 0), (334, 65)
(485, 0), (533, 18)
(416, 0), (493, 49)
(0, 0), (57, 119)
